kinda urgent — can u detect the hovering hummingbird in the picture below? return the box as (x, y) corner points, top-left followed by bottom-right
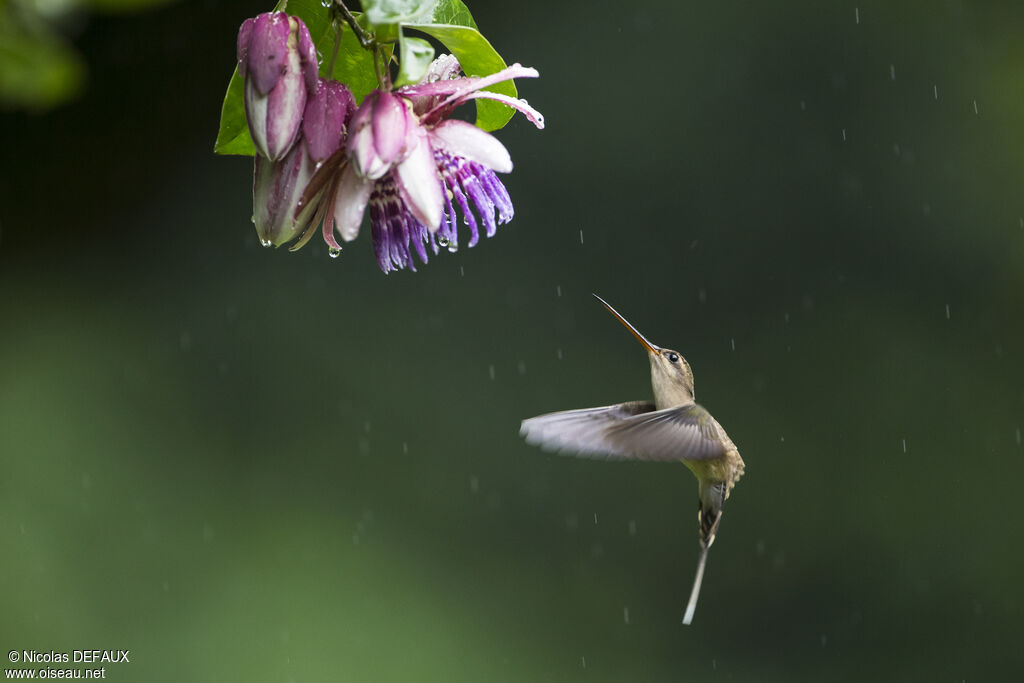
(520, 294), (745, 625)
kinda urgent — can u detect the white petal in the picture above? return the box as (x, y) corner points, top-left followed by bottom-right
(333, 163), (373, 242)
(428, 120), (512, 173)
(394, 132), (443, 231)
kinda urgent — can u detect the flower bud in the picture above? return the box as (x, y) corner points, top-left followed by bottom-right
(252, 79), (356, 247)
(237, 12), (318, 160)
(346, 90), (418, 180)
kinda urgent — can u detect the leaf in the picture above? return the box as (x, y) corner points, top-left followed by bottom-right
(394, 32), (435, 88)
(363, 0), (438, 26)
(213, 67), (254, 155)
(428, 0), (476, 28)
(405, 23), (517, 132)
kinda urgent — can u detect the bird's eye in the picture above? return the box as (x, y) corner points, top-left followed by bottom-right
(667, 352), (679, 363)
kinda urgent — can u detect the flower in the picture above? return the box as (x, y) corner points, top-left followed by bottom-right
(252, 79), (355, 247)
(316, 56), (544, 273)
(237, 12), (319, 161)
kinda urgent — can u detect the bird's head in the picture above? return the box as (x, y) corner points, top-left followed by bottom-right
(593, 294), (695, 405)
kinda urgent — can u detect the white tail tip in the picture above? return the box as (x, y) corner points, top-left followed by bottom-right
(682, 546), (709, 626)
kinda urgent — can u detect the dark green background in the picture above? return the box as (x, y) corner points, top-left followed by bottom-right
(2, 1), (1022, 680)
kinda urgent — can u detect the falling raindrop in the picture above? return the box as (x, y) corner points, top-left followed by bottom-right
(469, 475), (480, 494)
(902, 439), (907, 453)
(730, 338), (736, 351)
(556, 285), (562, 297)
(1015, 427), (1021, 446)
(890, 64), (896, 80)
(581, 657), (587, 669)
(973, 99), (979, 114)
(593, 512), (599, 525)
(698, 288), (707, 304)
(459, 266), (465, 277)
(933, 84), (939, 100)
(579, 229), (584, 245)
(556, 348), (563, 360)
(628, 520), (637, 536)
(517, 360), (527, 375)
(260, 237), (273, 248)
(488, 365), (496, 380)
(945, 304), (951, 320)
(623, 607), (630, 624)
(841, 128), (847, 142)
(328, 247), (341, 258)
(854, 7), (860, 23)
(402, 442), (408, 454)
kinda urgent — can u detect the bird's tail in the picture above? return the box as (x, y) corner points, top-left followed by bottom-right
(697, 480), (727, 548)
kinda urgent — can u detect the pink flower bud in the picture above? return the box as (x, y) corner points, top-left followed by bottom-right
(237, 12), (318, 160)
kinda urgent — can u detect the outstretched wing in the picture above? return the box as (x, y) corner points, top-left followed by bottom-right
(520, 402), (727, 462)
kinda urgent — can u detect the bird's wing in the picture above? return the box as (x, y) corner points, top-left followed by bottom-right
(520, 402), (728, 462)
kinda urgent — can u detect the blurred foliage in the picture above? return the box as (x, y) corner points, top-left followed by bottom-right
(0, 0), (176, 111)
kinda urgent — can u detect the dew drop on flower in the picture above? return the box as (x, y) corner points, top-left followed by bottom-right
(328, 247), (342, 259)
(437, 236), (449, 247)
(260, 238), (273, 248)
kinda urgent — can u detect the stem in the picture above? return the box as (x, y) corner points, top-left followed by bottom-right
(334, 0), (375, 50)
(327, 21), (342, 75)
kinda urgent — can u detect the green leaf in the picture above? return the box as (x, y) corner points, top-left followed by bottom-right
(213, 67), (254, 155)
(394, 32), (435, 88)
(405, 23), (517, 132)
(428, 0), (476, 28)
(0, 10), (86, 111)
(363, 0), (437, 27)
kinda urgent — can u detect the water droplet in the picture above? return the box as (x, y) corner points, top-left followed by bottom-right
(854, 7), (860, 23)
(517, 360), (527, 375)
(628, 520), (637, 536)
(488, 365), (496, 380)
(579, 229), (584, 244)
(459, 266), (465, 277)
(593, 512), (599, 525)
(437, 235), (449, 247)
(934, 84), (939, 100)
(260, 237), (272, 248)
(556, 285), (562, 297)
(328, 247), (342, 259)
(402, 442), (408, 454)
(469, 475), (480, 494)
(841, 128), (847, 142)
(447, 242), (458, 253)
(945, 303), (950, 320)
(902, 438), (907, 453)
(890, 64), (896, 80)
(973, 99), (979, 115)
(623, 607), (630, 624)
(730, 338), (736, 351)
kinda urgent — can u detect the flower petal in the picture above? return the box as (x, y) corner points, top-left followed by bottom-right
(248, 13), (290, 95)
(303, 80), (355, 162)
(371, 92), (411, 167)
(236, 17), (255, 76)
(393, 131), (443, 231)
(333, 163), (373, 241)
(429, 120), (512, 173)
(263, 58), (305, 160)
(294, 18), (319, 92)
(459, 91), (545, 129)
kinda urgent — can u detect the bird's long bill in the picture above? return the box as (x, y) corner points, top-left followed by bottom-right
(592, 294), (659, 353)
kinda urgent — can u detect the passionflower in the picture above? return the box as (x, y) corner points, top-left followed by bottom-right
(314, 56), (544, 272)
(237, 12), (319, 161)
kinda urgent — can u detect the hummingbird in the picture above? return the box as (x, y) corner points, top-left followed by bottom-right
(520, 294), (745, 625)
